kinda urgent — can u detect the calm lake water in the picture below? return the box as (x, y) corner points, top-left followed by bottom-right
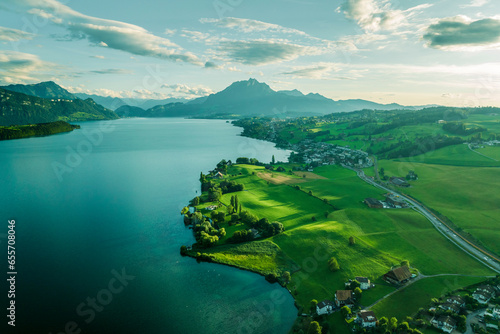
(0, 118), (297, 334)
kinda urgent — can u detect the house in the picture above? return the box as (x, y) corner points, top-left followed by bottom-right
(359, 310), (378, 328)
(213, 171), (224, 179)
(356, 277), (371, 290)
(335, 290), (355, 307)
(249, 229), (261, 239)
(431, 316), (456, 333)
(473, 285), (496, 304)
(439, 303), (461, 314)
(483, 307), (500, 320)
(446, 296), (465, 308)
(389, 177), (410, 187)
(316, 300), (335, 316)
(364, 198), (383, 209)
(385, 194), (407, 208)
(384, 266), (412, 285)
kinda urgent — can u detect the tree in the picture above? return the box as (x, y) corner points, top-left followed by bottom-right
(307, 321), (322, 334)
(272, 155), (276, 164)
(282, 271), (291, 284)
(328, 257), (340, 271)
(401, 260), (410, 268)
(218, 228), (226, 238)
(341, 305), (351, 318)
(217, 211), (226, 223)
(208, 187), (222, 201)
(389, 317), (398, 332)
(234, 195), (239, 213)
(227, 205), (234, 215)
(180, 245), (187, 255)
(310, 299), (318, 313)
(230, 195), (235, 208)
(191, 196), (200, 206)
(354, 287), (362, 300)
(349, 236), (356, 246)
(239, 203), (242, 214)
(324, 211), (329, 218)
(181, 206), (189, 215)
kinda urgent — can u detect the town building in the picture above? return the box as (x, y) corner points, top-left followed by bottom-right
(355, 277), (371, 290)
(431, 316), (456, 333)
(364, 198), (383, 209)
(473, 285), (496, 304)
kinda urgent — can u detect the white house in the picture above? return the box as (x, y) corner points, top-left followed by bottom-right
(355, 277), (371, 290)
(359, 310), (378, 328)
(473, 285), (495, 304)
(316, 300), (334, 316)
(431, 316), (456, 333)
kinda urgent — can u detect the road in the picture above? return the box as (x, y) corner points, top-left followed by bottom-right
(342, 164), (500, 274)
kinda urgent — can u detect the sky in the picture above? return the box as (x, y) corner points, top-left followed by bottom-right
(1, 0), (500, 106)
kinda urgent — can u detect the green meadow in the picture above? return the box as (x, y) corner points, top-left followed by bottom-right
(193, 163), (494, 331)
(376, 158), (500, 255)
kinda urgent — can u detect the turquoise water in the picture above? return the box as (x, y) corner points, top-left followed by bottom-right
(0, 118), (296, 334)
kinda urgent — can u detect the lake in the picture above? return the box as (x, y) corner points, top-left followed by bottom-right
(0, 118), (297, 334)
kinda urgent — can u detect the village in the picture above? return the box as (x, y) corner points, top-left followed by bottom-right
(309, 265), (500, 334)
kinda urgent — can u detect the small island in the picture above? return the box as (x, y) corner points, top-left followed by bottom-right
(0, 121), (80, 140)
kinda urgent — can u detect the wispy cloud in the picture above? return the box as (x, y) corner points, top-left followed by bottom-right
(0, 51), (59, 84)
(281, 63), (339, 79)
(89, 69), (134, 75)
(337, 0), (432, 33)
(161, 83), (214, 98)
(0, 26), (35, 41)
(5, 0), (203, 65)
(423, 16), (500, 51)
(218, 40), (305, 65)
(200, 17), (308, 36)
(460, 0), (489, 8)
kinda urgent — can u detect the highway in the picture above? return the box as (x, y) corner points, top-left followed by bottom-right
(342, 164), (500, 274)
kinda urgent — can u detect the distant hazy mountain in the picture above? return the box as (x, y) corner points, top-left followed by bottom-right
(0, 88), (118, 126)
(176, 78), (410, 117)
(278, 89), (305, 97)
(1, 81), (77, 100)
(74, 93), (188, 110)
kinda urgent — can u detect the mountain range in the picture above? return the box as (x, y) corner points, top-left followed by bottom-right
(0, 79), (438, 125)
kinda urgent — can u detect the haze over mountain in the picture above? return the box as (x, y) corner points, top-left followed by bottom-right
(73, 93), (188, 111)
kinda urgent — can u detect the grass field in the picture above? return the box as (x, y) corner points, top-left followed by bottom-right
(193, 163), (494, 332)
(376, 159), (500, 255)
(392, 144), (500, 167)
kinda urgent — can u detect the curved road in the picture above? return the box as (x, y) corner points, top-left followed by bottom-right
(342, 165), (500, 274)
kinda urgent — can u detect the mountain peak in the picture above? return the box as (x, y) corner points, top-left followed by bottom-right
(1, 81), (76, 100)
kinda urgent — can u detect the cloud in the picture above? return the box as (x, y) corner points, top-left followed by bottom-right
(281, 64), (338, 79)
(338, 0), (432, 33)
(460, 0), (489, 8)
(204, 61), (220, 69)
(90, 55), (105, 59)
(6, 0), (203, 65)
(200, 17), (308, 36)
(423, 16), (500, 50)
(181, 30), (211, 43)
(89, 69), (134, 75)
(0, 26), (35, 41)
(218, 40), (305, 65)
(0, 51), (59, 83)
(161, 83), (214, 98)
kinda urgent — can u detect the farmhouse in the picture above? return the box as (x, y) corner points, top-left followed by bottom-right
(355, 277), (371, 290)
(364, 198), (383, 209)
(316, 300), (335, 316)
(359, 310), (378, 328)
(389, 177), (410, 187)
(213, 171), (224, 179)
(384, 266), (412, 285)
(385, 194), (407, 208)
(473, 285), (496, 304)
(335, 290), (355, 307)
(431, 316), (456, 333)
